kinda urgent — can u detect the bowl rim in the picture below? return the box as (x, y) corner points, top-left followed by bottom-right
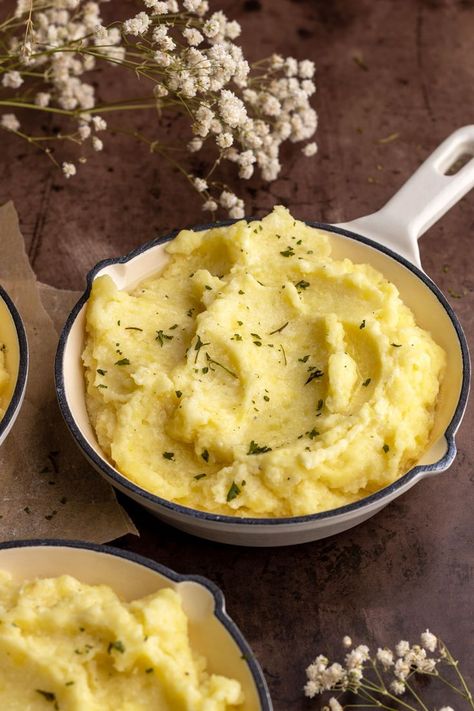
(0, 538), (272, 710)
(0, 285), (28, 441)
(55, 219), (471, 527)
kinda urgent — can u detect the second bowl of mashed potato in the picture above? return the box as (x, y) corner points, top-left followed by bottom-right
(56, 206), (468, 545)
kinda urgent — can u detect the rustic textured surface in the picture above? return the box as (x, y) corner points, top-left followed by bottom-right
(1, 0), (473, 708)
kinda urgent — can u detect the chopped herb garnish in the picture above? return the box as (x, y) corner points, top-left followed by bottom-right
(156, 329), (174, 347)
(202, 366), (209, 374)
(97, 368), (107, 376)
(108, 640), (125, 654)
(360, 320), (366, 329)
(194, 334), (210, 362)
(205, 352), (238, 378)
(65, 681), (75, 686)
(305, 369), (324, 384)
(175, 390), (182, 398)
(317, 399), (324, 411)
(201, 449), (209, 462)
(383, 443), (390, 453)
(306, 428), (319, 439)
(169, 324), (179, 330)
(231, 333), (242, 341)
(269, 321), (289, 335)
(280, 246), (295, 257)
(35, 690), (56, 703)
(295, 280), (310, 290)
(115, 358), (130, 366)
(97, 384), (108, 389)
(125, 327), (143, 332)
(237, 320), (243, 326)
(117, 320), (121, 326)
(263, 395), (270, 402)
(23, 506), (30, 514)
(280, 343), (287, 365)
(391, 343), (402, 347)
(162, 451), (175, 461)
(205, 285), (212, 290)
(194, 473), (206, 480)
(226, 481), (241, 501)
(362, 378), (371, 387)
(247, 440), (272, 455)
(253, 340), (262, 347)
(145, 668), (154, 674)
(186, 308), (195, 317)
(238, 289), (245, 295)
(250, 332), (262, 339)
(299, 355), (310, 363)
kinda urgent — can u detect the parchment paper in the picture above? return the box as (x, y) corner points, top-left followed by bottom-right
(0, 201), (137, 542)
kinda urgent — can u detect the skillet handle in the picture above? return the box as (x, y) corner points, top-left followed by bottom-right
(336, 125), (474, 268)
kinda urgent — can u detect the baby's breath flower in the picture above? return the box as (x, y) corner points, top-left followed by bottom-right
(202, 198), (217, 212)
(394, 658), (410, 680)
(35, 92), (51, 108)
(216, 132), (233, 149)
(92, 136), (103, 151)
(439, 707), (455, 711)
(420, 629), (437, 653)
(78, 124), (91, 140)
(187, 136), (203, 152)
(123, 11), (151, 36)
(219, 89), (247, 128)
(376, 647), (394, 669)
(2, 70), (23, 88)
(193, 177), (208, 192)
(396, 640), (410, 657)
(390, 679), (406, 696)
(62, 161), (77, 178)
(328, 698), (343, 711)
(299, 59), (315, 79)
(92, 116), (107, 132)
(302, 141), (317, 157)
(219, 189), (238, 209)
(342, 636), (352, 648)
(183, 27), (204, 46)
(1, 113), (20, 131)
(229, 201), (244, 219)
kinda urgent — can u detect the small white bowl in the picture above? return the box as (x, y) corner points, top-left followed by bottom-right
(55, 127), (473, 547)
(0, 286), (28, 446)
(0, 540), (272, 711)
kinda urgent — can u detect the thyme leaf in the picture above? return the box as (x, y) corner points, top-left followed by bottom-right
(156, 329), (174, 347)
(115, 358), (130, 366)
(269, 321), (289, 335)
(247, 440), (272, 455)
(205, 352), (238, 378)
(305, 369), (324, 384)
(226, 481), (241, 501)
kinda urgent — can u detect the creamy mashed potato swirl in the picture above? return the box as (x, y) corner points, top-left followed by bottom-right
(0, 572), (243, 710)
(0, 341), (10, 421)
(83, 206), (445, 517)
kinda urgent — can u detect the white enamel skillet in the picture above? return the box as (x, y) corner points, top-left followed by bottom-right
(0, 540), (271, 710)
(0, 286), (28, 447)
(56, 126), (473, 547)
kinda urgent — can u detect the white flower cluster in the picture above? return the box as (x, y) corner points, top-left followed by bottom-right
(120, 1), (318, 212)
(304, 629), (467, 708)
(1, 0), (318, 213)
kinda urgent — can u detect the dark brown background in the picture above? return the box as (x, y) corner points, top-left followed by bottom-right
(1, 1), (473, 708)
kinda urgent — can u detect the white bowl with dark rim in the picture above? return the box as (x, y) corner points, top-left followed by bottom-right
(0, 286), (28, 446)
(0, 540), (272, 710)
(55, 126), (473, 547)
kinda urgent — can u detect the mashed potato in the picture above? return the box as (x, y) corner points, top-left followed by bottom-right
(83, 206), (445, 517)
(0, 341), (10, 421)
(0, 572), (243, 710)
